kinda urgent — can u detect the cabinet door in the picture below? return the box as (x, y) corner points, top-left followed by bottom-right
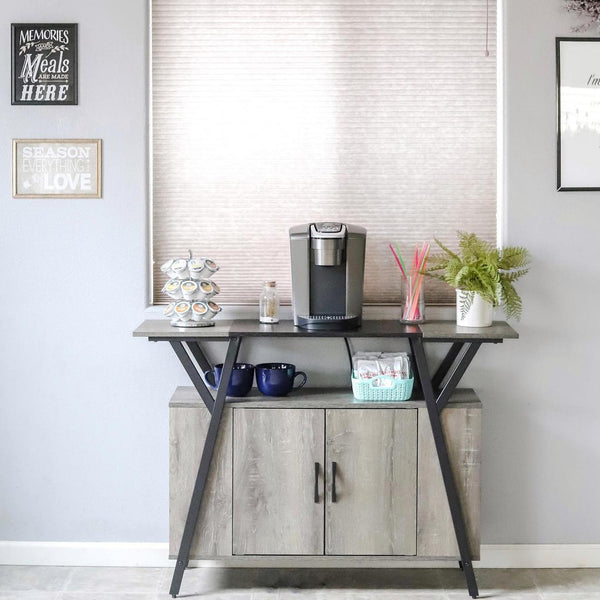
(417, 405), (481, 559)
(233, 408), (324, 555)
(325, 409), (417, 555)
(170, 405), (232, 558)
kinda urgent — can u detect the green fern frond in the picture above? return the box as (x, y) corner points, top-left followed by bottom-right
(458, 290), (475, 319)
(426, 254), (450, 272)
(434, 237), (460, 260)
(453, 265), (471, 289)
(499, 246), (530, 270)
(458, 231), (493, 260)
(501, 268), (529, 283)
(499, 278), (523, 320)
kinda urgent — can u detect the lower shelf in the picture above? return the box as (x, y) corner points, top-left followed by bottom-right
(169, 385), (480, 409)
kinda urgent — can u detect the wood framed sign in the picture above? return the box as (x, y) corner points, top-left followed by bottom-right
(12, 139), (102, 198)
(557, 38), (600, 191)
(11, 23), (78, 105)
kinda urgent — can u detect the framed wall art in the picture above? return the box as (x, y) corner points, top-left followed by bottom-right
(11, 23), (78, 105)
(12, 139), (102, 198)
(557, 37), (600, 191)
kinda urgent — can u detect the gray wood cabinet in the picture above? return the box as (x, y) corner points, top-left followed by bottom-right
(169, 387), (481, 561)
(417, 406), (481, 559)
(169, 403), (232, 558)
(232, 408), (325, 555)
(325, 409), (417, 556)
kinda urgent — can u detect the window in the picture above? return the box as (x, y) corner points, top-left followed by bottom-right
(152, 0), (496, 304)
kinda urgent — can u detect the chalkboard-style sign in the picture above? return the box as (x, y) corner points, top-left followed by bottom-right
(11, 23), (78, 105)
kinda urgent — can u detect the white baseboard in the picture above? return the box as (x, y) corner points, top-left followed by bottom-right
(0, 542), (169, 568)
(481, 544), (600, 568)
(1, 542), (600, 568)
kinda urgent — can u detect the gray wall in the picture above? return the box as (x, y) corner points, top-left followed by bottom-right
(0, 0), (598, 546)
(486, 0), (600, 543)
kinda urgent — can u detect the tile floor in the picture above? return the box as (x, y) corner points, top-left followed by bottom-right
(0, 566), (599, 599)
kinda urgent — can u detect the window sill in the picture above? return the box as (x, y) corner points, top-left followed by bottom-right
(143, 304), (456, 320)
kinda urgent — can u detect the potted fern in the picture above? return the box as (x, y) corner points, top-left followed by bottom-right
(426, 232), (530, 327)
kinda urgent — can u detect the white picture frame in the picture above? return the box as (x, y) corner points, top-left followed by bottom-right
(12, 139), (102, 198)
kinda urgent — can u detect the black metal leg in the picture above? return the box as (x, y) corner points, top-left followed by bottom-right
(170, 341), (215, 413)
(436, 342), (481, 411)
(432, 342), (464, 390)
(169, 337), (241, 598)
(407, 341), (423, 399)
(409, 337), (479, 599)
(343, 338), (353, 373)
(187, 341), (213, 374)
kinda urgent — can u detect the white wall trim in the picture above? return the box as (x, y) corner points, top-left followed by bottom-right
(496, 0), (506, 248)
(2, 542), (600, 569)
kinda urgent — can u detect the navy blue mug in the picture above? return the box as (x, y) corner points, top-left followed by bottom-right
(255, 363), (307, 397)
(205, 363), (255, 397)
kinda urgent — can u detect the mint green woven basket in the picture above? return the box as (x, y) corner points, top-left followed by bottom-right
(351, 375), (414, 402)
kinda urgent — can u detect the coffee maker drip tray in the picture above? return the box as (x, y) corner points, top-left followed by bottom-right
(295, 314), (361, 331)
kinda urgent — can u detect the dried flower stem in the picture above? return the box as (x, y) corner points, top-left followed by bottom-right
(564, 0), (600, 31)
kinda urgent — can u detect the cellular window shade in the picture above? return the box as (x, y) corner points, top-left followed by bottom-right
(152, 0), (496, 304)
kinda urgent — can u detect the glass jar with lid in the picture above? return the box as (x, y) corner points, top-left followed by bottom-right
(259, 281), (280, 323)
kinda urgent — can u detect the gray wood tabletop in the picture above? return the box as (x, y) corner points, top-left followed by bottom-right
(132, 319), (233, 339)
(133, 318), (518, 341)
(419, 320), (518, 341)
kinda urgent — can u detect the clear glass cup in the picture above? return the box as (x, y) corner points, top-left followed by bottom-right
(400, 275), (425, 324)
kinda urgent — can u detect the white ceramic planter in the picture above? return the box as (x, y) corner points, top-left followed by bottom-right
(456, 290), (493, 328)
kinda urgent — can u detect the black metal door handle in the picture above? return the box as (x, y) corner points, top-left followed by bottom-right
(331, 461), (338, 503)
(314, 462), (320, 503)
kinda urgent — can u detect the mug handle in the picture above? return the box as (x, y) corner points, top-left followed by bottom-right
(204, 369), (217, 389)
(292, 371), (307, 391)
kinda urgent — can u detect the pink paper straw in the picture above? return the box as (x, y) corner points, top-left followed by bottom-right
(407, 242), (430, 320)
(389, 244), (407, 279)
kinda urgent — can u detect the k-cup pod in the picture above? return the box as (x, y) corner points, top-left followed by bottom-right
(181, 280), (199, 301)
(206, 300), (222, 319)
(171, 258), (189, 280)
(191, 301), (209, 321)
(163, 279), (182, 300)
(199, 280), (215, 300)
(163, 302), (176, 318)
(174, 301), (192, 321)
(160, 259), (175, 276)
(188, 258), (205, 280)
(211, 281), (220, 296)
(201, 258), (219, 278)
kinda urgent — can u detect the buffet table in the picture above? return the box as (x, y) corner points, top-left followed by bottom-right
(133, 319), (518, 598)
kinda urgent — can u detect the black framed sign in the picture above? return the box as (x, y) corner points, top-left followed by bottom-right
(11, 23), (78, 105)
(557, 37), (600, 191)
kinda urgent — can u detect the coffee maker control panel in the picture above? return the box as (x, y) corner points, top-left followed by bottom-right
(316, 222), (342, 233)
(311, 222), (346, 238)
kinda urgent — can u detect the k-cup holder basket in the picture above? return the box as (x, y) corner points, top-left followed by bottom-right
(160, 250), (221, 328)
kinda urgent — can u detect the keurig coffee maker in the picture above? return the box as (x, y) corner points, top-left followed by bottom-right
(289, 222), (366, 330)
